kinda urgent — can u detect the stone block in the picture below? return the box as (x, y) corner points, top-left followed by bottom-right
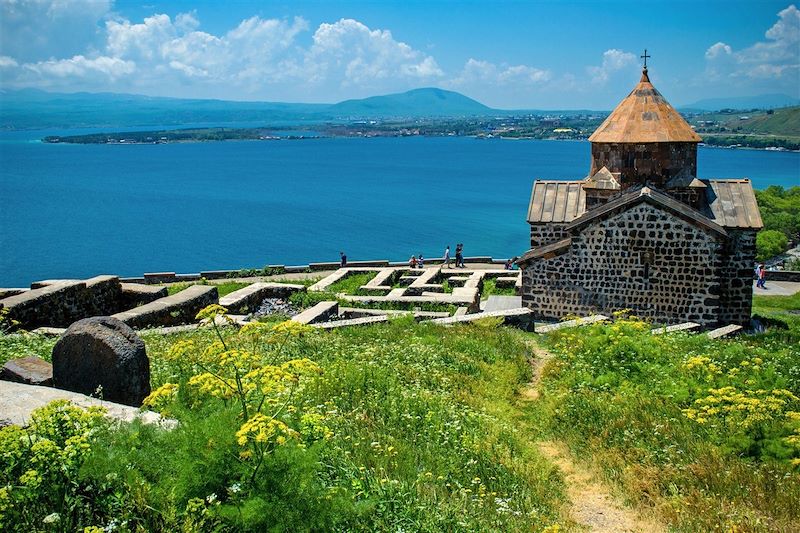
(111, 285), (219, 329)
(0, 356), (53, 386)
(292, 301), (339, 325)
(427, 308), (535, 330)
(121, 283), (169, 308)
(0, 380), (175, 429)
(52, 316), (150, 406)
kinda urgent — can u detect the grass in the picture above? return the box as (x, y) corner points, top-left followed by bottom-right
(2, 292), (798, 531)
(166, 280), (302, 297)
(1, 317), (571, 531)
(481, 277), (518, 299)
(325, 272), (378, 295)
(530, 300), (800, 532)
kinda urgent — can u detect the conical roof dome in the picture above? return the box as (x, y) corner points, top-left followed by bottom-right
(588, 69), (702, 143)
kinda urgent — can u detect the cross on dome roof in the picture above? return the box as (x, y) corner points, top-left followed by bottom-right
(588, 61), (702, 144)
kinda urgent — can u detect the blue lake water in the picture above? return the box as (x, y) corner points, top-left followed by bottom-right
(1, 134), (798, 286)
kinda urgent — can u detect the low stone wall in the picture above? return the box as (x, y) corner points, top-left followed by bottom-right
(121, 283), (169, 308)
(0, 276), (123, 330)
(765, 270), (800, 282)
(219, 282), (304, 314)
(112, 285), (218, 329)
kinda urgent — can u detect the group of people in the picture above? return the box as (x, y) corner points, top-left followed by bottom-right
(409, 244), (468, 269)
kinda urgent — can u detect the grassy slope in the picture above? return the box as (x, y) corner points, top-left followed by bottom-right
(531, 297), (800, 532)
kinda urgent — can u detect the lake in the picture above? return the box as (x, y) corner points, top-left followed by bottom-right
(1, 134), (798, 286)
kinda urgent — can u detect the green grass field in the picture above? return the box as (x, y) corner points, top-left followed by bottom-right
(1, 292), (798, 531)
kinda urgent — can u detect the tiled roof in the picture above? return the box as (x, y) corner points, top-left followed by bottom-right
(704, 179), (763, 229)
(527, 180), (586, 223)
(588, 69), (702, 144)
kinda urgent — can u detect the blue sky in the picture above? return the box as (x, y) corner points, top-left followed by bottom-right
(1, 0), (798, 108)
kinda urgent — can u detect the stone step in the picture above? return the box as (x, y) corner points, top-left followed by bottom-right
(121, 283), (168, 308)
(291, 301), (339, 325)
(111, 285), (218, 329)
(339, 307), (449, 319)
(706, 324), (743, 339)
(454, 306), (469, 316)
(0, 380), (176, 429)
(219, 282), (304, 314)
(314, 315), (390, 329)
(427, 307), (534, 330)
(536, 315), (610, 334)
(651, 322), (701, 335)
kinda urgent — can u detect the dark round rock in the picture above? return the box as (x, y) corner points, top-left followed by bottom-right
(52, 316), (150, 406)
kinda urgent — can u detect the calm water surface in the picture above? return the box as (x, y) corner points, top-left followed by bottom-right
(1, 134), (798, 286)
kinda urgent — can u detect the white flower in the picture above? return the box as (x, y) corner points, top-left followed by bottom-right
(228, 482), (241, 494)
(206, 493), (218, 504)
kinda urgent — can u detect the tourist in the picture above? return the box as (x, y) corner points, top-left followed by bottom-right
(456, 243), (465, 268)
(444, 245), (451, 268)
(340, 251), (347, 267)
(756, 263), (767, 289)
(505, 258), (513, 270)
(409, 255), (417, 268)
(418, 254), (424, 268)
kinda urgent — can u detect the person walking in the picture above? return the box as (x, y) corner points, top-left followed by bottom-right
(340, 251), (347, 267)
(756, 263), (767, 289)
(444, 246), (451, 268)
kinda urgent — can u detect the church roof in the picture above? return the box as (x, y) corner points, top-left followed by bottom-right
(565, 185), (728, 236)
(704, 179), (763, 229)
(588, 69), (702, 144)
(527, 180), (586, 223)
(582, 166), (621, 190)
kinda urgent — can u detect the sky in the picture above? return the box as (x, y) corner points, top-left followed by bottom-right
(0, 0), (798, 109)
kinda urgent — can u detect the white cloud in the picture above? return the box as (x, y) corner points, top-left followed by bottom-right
(24, 54), (135, 79)
(1, 0), (112, 62)
(705, 4), (799, 81)
(587, 49), (637, 85)
(705, 42), (732, 60)
(1, 8), (444, 99)
(0, 55), (18, 68)
(304, 18), (442, 88)
(450, 58), (551, 87)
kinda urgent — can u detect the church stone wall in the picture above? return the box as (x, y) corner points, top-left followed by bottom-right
(590, 142), (697, 189)
(718, 230), (757, 326)
(522, 203), (725, 326)
(530, 223), (569, 248)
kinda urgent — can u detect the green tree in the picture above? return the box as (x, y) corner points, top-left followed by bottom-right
(756, 229), (789, 261)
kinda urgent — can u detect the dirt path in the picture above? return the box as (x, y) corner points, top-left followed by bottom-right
(523, 340), (664, 533)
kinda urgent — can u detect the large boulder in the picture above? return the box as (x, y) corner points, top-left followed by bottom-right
(52, 316), (150, 406)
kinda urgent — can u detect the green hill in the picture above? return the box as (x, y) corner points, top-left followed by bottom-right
(735, 106), (800, 136)
(329, 87), (493, 118)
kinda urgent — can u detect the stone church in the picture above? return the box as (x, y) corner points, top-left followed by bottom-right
(517, 64), (762, 327)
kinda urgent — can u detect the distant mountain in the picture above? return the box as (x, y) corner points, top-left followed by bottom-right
(680, 94), (800, 111)
(329, 88), (493, 118)
(0, 87), (499, 130)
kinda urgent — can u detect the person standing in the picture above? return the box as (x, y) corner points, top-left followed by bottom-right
(756, 263), (767, 289)
(418, 254), (424, 269)
(456, 243), (465, 268)
(340, 251), (347, 267)
(409, 255), (417, 268)
(444, 246), (451, 268)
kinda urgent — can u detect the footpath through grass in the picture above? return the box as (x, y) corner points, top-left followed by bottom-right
(529, 306), (800, 532)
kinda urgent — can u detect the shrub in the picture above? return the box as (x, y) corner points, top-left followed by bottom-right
(757, 229), (789, 261)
